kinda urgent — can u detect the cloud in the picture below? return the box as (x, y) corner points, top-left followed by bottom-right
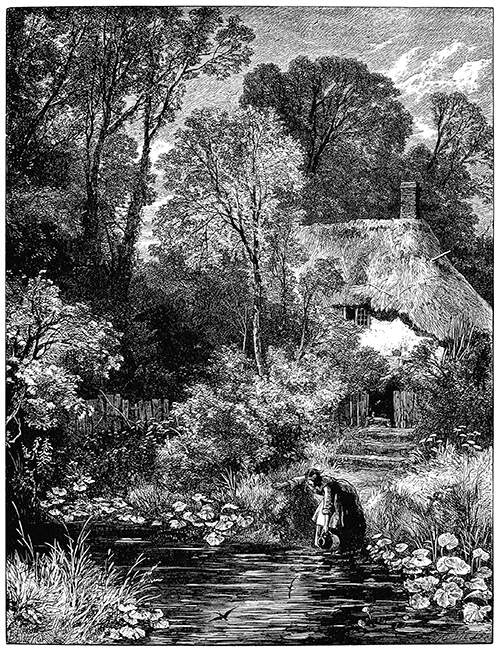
(453, 59), (491, 93)
(386, 47), (421, 82)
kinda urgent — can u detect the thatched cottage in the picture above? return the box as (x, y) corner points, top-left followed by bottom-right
(300, 182), (492, 426)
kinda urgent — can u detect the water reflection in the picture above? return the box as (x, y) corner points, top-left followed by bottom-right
(93, 539), (491, 645)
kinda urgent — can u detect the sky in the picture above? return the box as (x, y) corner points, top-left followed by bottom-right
(142, 6), (493, 248)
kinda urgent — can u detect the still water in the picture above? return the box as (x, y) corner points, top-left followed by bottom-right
(96, 537), (492, 645)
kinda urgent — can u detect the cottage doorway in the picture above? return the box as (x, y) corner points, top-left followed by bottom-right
(369, 384), (395, 425)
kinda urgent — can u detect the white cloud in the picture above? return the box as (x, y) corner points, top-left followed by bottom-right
(453, 59), (490, 93)
(413, 119), (437, 142)
(386, 47), (421, 82)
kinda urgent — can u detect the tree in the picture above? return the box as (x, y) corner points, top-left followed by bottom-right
(241, 55), (412, 222)
(7, 7), (255, 300)
(73, 7), (254, 295)
(405, 92), (493, 302)
(156, 107), (304, 376)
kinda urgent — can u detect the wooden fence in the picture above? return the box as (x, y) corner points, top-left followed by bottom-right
(72, 393), (170, 435)
(393, 390), (419, 428)
(338, 391), (370, 427)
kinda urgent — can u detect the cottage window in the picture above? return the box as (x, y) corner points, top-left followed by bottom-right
(356, 307), (370, 327)
(344, 306), (370, 327)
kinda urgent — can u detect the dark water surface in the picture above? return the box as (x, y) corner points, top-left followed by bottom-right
(91, 536), (492, 645)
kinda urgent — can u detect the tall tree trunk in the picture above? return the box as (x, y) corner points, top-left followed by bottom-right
(115, 100), (153, 299)
(251, 251), (266, 376)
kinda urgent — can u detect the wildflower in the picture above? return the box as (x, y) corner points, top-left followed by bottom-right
(215, 519), (234, 532)
(437, 533), (459, 550)
(221, 503), (239, 511)
(433, 581), (463, 608)
(462, 603), (491, 624)
(409, 593), (431, 610)
(236, 515), (254, 528)
(395, 543), (409, 553)
(172, 501), (187, 513)
(151, 520), (163, 527)
(153, 618), (170, 629)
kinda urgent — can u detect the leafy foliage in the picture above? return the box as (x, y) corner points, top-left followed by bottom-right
(159, 346), (346, 491)
(241, 55), (412, 222)
(6, 273), (122, 438)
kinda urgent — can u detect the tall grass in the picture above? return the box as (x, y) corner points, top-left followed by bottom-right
(365, 446), (492, 561)
(7, 521), (154, 644)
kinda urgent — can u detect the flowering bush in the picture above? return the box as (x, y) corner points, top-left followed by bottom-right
(367, 532), (492, 625)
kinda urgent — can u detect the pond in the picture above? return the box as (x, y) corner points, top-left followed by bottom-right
(92, 535), (492, 645)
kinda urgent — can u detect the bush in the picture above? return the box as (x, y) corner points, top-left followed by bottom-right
(59, 420), (167, 495)
(402, 333), (492, 449)
(158, 346), (346, 492)
(6, 523), (165, 644)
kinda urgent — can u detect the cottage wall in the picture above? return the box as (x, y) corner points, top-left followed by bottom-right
(359, 316), (425, 365)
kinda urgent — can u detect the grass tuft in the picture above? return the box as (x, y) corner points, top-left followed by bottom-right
(7, 520), (154, 644)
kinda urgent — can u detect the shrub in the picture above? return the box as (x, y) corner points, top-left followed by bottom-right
(159, 346), (346, 492)
(59, 420), (167, 495)
(402, 333), (492, 449)
(6, 523), (163, 644)
(365, 446), (492, 556)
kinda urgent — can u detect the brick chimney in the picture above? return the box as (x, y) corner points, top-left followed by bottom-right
(400, 181), (418, 219)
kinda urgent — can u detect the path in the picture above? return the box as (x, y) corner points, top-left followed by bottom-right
(332, 425), (417, 499)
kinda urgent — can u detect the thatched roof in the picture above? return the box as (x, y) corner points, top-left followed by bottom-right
(299, 218), (492, 342)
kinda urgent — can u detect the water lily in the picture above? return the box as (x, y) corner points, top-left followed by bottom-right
(472, 548), (490, 562)
(466, 577), (488, 592)
(433, 581), (463, 608)
(376, 537), (392, 547)
(475, 566), (492, 579)
(437, 533), (459, 550)
(51, 487), (67, 497)
(404, 575), (439, 594)
(118, 603), (137, 613)
(463, 602), (491, 624)
(236, 515), (254, 528)
(169, 519), (186, 529)
(119, 625), (146, 640)
(395, 543), (408, 553)
(198, 506), (216, 521)
(153, 618), (170, 629)
(436, 556), (471, 576)
(411, 548), (432, 567)
(130, 515), (146, 524)
(204, 531), (225, 546)
(409, 593), (431, 610)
